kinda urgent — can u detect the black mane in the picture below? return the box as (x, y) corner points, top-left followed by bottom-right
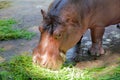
(43, 0), (68, 35)
(48, 0), (68, 17)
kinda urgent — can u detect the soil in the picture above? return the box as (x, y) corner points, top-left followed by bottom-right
(0, 0), (120, 69)
(0, 0), (53, 61)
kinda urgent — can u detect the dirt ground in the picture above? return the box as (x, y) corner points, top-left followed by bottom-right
(0, 0), (53, 61)
(0, 0), (120, 69)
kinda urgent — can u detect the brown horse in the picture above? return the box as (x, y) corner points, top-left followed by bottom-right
(33, 0), (120, 70)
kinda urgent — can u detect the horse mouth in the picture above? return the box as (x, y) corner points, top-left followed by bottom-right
(60, 51), (66, 62)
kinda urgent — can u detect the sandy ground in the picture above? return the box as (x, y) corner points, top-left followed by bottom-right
(0, 0), (120, 69)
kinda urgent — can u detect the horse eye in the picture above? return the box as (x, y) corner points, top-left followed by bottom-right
(54, 33), (62, 39)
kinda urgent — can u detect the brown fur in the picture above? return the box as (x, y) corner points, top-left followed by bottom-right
(33, 0), (120, 70)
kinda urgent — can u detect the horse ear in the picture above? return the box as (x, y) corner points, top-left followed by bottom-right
(41, 9), (47, 19)
(41, 9), (51, 24)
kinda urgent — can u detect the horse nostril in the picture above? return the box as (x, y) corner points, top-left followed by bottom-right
(42, 62), (46, 66)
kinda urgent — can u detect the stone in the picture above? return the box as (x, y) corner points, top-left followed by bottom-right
(85, 41), (91, 46)
(106, 39), (111, 42)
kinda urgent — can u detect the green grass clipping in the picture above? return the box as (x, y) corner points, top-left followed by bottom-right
(0, 54), (120, 80)
(0, 19), (35, 40)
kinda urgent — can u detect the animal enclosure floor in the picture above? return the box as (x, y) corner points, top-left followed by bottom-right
(0, 0), (120, 70)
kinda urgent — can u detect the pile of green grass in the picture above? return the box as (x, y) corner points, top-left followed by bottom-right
(0, 54), (120, 80)
(0, 19), (35, 40)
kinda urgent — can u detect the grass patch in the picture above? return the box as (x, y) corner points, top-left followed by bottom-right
(96, 66), (120, 80)
(0, 48), (5, 52)
(0, 55), (92, 80)
(0, 54), (120, 80)
(0, 1), (11, 9)
(0, 19), (35, 40)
